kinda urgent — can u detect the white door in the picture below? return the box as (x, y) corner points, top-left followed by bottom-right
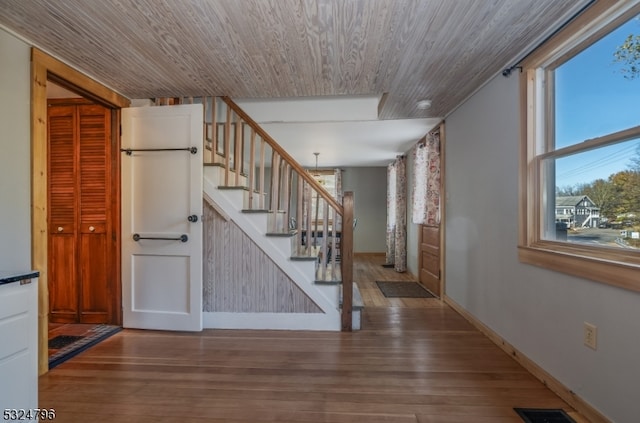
(121, 104), (203, 331)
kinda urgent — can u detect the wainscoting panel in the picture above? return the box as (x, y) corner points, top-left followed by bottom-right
(203, 202), (321, 313)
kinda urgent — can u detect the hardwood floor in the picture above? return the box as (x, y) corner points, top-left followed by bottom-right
(356, 254), (441, 308)
(39, 254), (587, 423)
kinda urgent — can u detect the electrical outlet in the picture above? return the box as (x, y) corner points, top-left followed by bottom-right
(584, 322), (597, 350)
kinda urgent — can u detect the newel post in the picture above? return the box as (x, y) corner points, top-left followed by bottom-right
(341, 191), (354, 331)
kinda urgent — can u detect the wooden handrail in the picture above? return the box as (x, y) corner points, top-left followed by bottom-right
(221, 96), (343, 215)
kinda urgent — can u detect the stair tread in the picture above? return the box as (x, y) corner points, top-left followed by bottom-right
(266, 230), (297, 237)
(218, 185), (250, 191)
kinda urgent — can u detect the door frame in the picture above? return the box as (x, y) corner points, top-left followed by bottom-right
(31, 48), (130, 374)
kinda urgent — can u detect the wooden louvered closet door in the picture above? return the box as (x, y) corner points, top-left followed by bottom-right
(48, 100), (114, 324)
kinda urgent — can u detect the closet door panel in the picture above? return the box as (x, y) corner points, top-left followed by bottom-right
(78, 105), (112, 323)
(79, 226), (109, 323)
(48, 106), (78, 322)
(48, 234), (78, 323)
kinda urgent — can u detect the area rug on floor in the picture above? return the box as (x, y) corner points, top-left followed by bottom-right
(49, 324), (122, 369)
(375, 281), (435, 298)
(48, 335), (84, 350)
(514, 408), (576, 423)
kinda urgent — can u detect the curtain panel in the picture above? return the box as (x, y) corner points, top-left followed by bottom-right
(412, 141), (428, 224)
(394, 156), (407, 272)
(411, 128), (441, 226)
(425, 129), (441, 226)
(385, 155), (407, 272)
(385, 163), (397, 265)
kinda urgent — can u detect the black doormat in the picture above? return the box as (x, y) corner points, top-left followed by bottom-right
(48, 335), (84, 349)
(376, 281), (435, 298)
(49, 324), (122, 369)
(514, 408), (576, 423)
(381, 264), (395, 268)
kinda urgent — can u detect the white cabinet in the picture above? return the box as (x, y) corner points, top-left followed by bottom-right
(0, 273), (38, 422)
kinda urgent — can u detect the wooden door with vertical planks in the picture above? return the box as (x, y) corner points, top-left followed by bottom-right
(48, 104), (78, 323)
(78, 104), (113, 323)
(48, 100), (115, 324)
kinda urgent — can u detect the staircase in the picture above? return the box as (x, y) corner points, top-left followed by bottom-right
(157, 96), (362, 331)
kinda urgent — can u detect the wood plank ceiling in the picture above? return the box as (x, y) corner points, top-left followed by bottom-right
(0, 0), (590, 119)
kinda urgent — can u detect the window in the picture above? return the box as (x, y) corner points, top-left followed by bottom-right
(520, 1), (640, 292)
(309, 170), (337, 223)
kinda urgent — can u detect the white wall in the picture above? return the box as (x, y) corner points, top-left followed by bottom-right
(342, 167), (386, 253)
(0, 29), (31, 270)
(445, 73), (640, 423)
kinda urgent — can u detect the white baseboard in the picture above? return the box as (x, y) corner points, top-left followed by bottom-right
(203, 312), (340, 331)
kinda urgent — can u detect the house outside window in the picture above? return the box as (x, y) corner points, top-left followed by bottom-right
(519, 1), (640, 292)
(555, 195), (600, 229)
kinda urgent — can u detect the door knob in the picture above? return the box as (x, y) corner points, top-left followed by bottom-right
(57, 226), (63, 232)
(89, 226), (95, 232)
(188, 215), (198, 222)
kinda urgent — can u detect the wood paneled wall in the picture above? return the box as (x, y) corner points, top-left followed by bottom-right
(203, 201), (321, 313)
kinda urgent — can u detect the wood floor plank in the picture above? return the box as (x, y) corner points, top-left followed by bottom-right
(39, 255), (584, 422)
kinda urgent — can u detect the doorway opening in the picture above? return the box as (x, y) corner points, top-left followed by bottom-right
(46, 83), (119, 325)
(31, 48), (130, 374)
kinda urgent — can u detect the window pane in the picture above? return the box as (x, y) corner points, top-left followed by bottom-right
(542, 138), (640, 246)
(555, 14), (640, 149)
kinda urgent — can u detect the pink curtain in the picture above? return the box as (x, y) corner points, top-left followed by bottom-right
(411, 128), (441, 226)
(386, 155), (407, 272)
(425, 128), (441, 226)
(412, 141), (428, 224)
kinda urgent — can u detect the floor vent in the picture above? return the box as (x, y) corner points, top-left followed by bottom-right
(514, 408), (576, 423)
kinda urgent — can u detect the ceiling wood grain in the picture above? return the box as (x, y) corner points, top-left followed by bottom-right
(0, 0), (591, 119)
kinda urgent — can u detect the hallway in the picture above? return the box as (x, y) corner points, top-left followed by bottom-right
(38, 255), (585, 422)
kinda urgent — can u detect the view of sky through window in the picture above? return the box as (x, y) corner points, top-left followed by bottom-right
(555, 14), (640, 189)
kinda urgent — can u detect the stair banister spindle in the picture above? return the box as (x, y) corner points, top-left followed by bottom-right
(202, 97), (211, 164)
(320, 200), (329, 278)
(270, 153), (281, 233)
(259, 138), (266, 210)
(224, 106), (232, 186)
(330, 207), (338, 280)
(282, 162), (291, 232)
(286, 165), (294, 230)
(210, 97), (217, 163)
(313, 188), (320, 248)
(296, 174), (303, 251)
(305, 181), (313, 256)
(234, 115), (242, 185)
(248, 129), (256, 209)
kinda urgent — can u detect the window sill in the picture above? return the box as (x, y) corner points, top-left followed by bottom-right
(518, 244), (640, 293)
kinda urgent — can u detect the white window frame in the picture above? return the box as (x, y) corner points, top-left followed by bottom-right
(519, 0), (640, 293)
